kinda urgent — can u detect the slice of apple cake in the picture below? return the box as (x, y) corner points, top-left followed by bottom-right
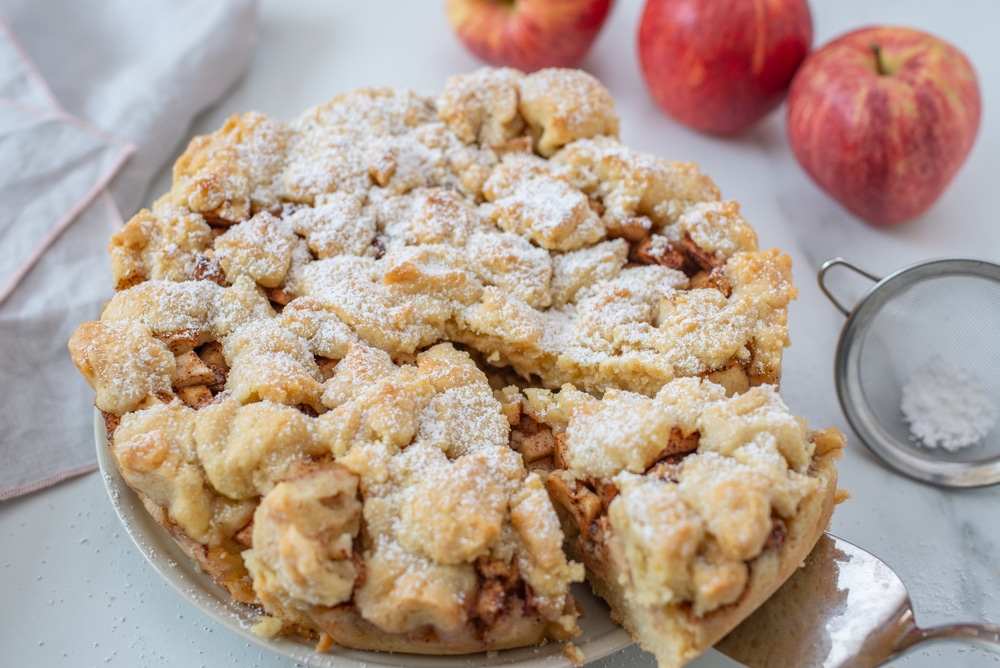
(500, 379), (844, 667)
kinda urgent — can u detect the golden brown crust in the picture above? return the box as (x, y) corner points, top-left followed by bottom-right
(695, 453), (839, 648)
(306, 598), (577, 655)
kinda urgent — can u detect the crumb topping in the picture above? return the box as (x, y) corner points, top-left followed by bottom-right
(69, 66), (815, 655)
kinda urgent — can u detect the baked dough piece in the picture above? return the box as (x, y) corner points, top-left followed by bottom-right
(68, 66), (840, 662)
(502, 380), (844, 668)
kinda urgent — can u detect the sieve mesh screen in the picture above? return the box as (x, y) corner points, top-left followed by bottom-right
(856, 274), (1000, 463)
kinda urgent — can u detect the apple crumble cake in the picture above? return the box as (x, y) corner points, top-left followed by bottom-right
(69, 66), (843, 665)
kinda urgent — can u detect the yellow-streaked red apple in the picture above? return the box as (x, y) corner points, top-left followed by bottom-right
(445, 0), (615, 72)
(638, 0), (812, 135)
(786, 26), (981, 226)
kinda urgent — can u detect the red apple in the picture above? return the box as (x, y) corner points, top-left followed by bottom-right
(445, 0), (614, 72)
(786, 27), (981, 226)
(638, 0), (812, 135)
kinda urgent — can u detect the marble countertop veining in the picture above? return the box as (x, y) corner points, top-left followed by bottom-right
(2, 1), (998, 666)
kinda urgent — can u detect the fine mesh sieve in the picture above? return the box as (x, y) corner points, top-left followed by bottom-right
(819, 257), (1000, 487)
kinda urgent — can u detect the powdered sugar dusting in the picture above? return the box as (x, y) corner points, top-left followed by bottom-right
(483, 155), (604, 251)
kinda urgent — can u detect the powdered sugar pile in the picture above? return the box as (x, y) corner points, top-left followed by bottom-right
(900, 356), (997, 451)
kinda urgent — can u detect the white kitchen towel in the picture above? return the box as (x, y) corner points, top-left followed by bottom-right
(0, 0), (257, 500)
(0, 15), (133, 304)
(0, 14), (53, 110)
(0, 103), (133, 303)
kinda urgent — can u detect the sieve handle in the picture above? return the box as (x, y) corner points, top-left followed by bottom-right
(818, 258), (881, 316)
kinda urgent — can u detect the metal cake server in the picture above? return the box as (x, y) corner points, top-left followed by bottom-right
(715, 533), (1000, 667)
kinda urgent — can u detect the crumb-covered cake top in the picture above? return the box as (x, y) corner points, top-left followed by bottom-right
(92, 65), (795, 410)
(69, 66), (812, 658)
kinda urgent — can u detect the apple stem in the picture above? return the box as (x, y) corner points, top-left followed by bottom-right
(871, 43), (889, 76)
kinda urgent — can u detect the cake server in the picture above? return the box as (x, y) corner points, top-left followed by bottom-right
(715, 533), (1000, 667)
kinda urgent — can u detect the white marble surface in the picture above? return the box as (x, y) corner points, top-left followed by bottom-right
(2, 0), (998, 666)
